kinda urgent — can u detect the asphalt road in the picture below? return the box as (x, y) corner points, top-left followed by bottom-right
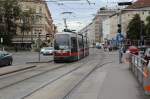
(0, 49), (99, 99)
(0, 49), (149, 99)
(11, 51), (53, 65)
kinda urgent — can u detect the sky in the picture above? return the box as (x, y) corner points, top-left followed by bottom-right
(47, 0), (137, 32)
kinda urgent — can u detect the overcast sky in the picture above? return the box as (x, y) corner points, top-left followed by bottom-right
(47, 0), (137, 32)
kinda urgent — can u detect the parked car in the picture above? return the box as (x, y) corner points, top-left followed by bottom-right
(96, 43), (101, 49)
(0, 51), (13, 66)
(40, 47), (54, 55)
(128, 46), (139, 55)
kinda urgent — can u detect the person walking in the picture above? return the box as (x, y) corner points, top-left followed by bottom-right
(104, 44), (107, 51)
(119, 46), (124, 63)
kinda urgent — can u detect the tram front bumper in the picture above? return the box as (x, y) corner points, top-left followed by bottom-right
(54, 56), (78, 62)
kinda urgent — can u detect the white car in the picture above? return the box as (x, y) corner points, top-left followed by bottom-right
(40, 47), (54, 55)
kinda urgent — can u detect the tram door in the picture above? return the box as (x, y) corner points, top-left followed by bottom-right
(71, 37), (78, 60)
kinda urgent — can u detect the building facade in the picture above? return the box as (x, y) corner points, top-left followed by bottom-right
(92, 8), (116, 43)
(80, 8), (115, 45)
(12, 0), (56, 49)
(79, 22), (95, 46)
(102, 18), (110, 41)
(103, 0), (150, 41)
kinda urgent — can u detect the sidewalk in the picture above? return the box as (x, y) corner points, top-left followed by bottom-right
(0, 64), (36, 76)
(57, 50), (150, 99)
(98, 51), (150, 99)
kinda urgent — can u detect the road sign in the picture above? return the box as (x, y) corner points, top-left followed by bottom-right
(116, 33), (124, 43)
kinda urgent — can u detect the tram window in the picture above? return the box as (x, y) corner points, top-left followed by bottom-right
(79, 38), (83, 48)
(54, 34), (70, 50)
(84, 39), (86, 48)
(71, 37), (77, 52)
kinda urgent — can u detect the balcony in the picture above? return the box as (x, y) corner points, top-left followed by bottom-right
(12, 35), (46, 44)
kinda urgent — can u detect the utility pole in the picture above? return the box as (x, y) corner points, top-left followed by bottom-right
(140, 21), (144, 46)
(0, 37), (4, 51)
(117, 2), (132, 64)
(38, 32), (41, 62)
(63, 18), (68, 29)
(36, 29), (41, 62)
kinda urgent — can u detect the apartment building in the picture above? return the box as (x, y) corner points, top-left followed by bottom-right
(80, 22), (95, 46)
(92, 8), (116, 43)
(12, 0), (56, 49)
(103, 0), (150, 40)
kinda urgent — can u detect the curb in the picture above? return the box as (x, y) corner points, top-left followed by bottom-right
(0, 65), (36, 76)
(26, 60), (53, 64)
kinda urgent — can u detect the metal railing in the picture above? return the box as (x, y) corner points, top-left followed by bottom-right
(129, 53), (150, 95)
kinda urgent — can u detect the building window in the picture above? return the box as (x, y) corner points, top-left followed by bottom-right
(0, 15), (2, 23)
(142, 12), (144, 15)
(39, 7), (42, 14)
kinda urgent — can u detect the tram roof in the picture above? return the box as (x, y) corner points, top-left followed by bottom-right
(55, 32), (83, 36)
(56, 32), (77, 35)
(55, 32), (88, 38)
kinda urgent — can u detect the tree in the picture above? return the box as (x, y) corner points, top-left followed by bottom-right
(146, 16), (150, 37)
(126, 14), (146, 40)
(20, 8), (35, 34)
(0, 0), (21, 46)
(19, 8), (35, 45)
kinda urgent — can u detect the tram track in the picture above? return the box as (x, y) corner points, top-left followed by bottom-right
(0, 63), (67, 90)
(0, 61), (54, 79)
(63, 61), (113, 99)
(63, 53), (106, 99)
(22, 53), (97, 99)
(22, 60), (93, 99)
(23, 50), (106, 99)
(0, 52), (97, 99)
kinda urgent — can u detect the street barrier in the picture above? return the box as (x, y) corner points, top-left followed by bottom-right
(129, 53), (150, 95)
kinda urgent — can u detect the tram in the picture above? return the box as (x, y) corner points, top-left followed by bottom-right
(53, 30), (89, 62)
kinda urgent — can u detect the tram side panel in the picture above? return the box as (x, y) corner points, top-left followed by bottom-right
(78, 36), (84, 59)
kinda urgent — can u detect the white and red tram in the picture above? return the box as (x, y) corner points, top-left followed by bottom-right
(54, 31), (89, 62)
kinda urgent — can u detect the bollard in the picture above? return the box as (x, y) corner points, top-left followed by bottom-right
(143, 60), (150, 95)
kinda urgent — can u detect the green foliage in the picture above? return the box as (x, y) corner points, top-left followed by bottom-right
(127, 14), (146, 40)
(146, 16), (150, 37)
(0, 0), (21, 45)
(0, 0), (36, 46)
(20, 8), (35, 34)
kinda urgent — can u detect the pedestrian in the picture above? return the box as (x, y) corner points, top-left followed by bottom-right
(104, 44), (107, 51)
(119, 46), (124, 63)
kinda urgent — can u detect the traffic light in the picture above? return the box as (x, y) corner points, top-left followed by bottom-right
(118, 24), (121, 33)
(118, 2), (132, 6)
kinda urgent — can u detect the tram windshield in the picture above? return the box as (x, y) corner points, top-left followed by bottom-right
(54, 34), (70, 50)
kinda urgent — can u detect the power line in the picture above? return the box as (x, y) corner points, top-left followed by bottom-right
(19, 0), (95, 5)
